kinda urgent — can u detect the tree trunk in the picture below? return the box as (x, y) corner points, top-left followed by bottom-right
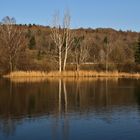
(63, 48), (68, 71)
(106, 52), (108, 73)
(9, 56), (13, 72)
(59, 46), (62, 72)
(76, 63), (80, 71)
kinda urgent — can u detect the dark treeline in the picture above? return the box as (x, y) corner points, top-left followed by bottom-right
(0, 16), (140, 74)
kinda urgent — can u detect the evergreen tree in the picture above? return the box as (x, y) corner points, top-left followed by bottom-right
(28, 24), (32, 28)
(135, 37), (140, 64)
(29, 36), (36, 49)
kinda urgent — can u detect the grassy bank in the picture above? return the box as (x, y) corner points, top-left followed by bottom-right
(3, 71), (140, 78)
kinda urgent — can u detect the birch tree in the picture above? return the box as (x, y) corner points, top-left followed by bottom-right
(51, 13), (65, 72)
(63, 11), (73, 71)
(51, 11), (73, 72)
(0, 16), (25, 72)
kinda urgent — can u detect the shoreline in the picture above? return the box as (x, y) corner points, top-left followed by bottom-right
(3, 71), (140, 79)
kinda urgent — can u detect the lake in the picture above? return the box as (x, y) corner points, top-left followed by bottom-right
(0, 77), (140, 140)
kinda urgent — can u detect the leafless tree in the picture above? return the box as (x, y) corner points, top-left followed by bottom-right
(0, 16), (25, 72)
(51, 12), (65, 72)
(104, 36), (114, 73)
(63, 11), (73, 71)
(51, 11), (73, 72)
(99, 49), (106, 63)
(73, 36), (90, 71)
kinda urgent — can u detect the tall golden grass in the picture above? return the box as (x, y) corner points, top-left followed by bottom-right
(10, 77), (119, 83)
(3, 70), (140, 79)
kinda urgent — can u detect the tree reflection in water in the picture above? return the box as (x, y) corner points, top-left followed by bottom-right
(0, 78), (140, 139)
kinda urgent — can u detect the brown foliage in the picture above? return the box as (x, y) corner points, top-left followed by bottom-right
(0, 23), (140, 74)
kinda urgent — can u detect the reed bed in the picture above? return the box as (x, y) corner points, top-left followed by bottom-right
(9, 76), (119, 83)
(3, 70), (140, 79)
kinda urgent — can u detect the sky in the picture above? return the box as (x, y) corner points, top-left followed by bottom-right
(0, 0), (140, 31)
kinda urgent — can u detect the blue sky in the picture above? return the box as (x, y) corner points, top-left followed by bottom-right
(0, 0), (140, 31)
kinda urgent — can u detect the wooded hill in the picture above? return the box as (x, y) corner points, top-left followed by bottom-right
(0, 22), (140, 74)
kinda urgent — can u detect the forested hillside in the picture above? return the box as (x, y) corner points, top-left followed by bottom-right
(0, 18), (140, 74)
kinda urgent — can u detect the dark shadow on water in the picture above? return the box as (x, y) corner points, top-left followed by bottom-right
(134, 80), (140, 110)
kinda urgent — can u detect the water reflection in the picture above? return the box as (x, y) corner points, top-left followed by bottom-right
(134, 80), (140, 109)
(0, 78), (140, 139)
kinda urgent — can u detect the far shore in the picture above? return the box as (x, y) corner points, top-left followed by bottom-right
(3, 71), (140, 79)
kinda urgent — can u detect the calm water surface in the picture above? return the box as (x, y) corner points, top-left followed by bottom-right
(0, 77), (140, 140)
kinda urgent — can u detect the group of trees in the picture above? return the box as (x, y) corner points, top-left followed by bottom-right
(0, 15), (140, 74)
(0, 16), (25, 73)
(135, 37), (140, 64)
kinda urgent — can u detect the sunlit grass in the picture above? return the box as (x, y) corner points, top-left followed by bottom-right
(3, 70), (140, 79)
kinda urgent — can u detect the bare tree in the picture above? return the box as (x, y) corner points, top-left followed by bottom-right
(99, 49), (106, 64)
(0, 16), (25, 72)
(73, 36), (90, 71)
(103, 36), (113, 73)
(51, 11), (73, 72)
(63, 11), (73, 71)
(51, 13), (65, 72)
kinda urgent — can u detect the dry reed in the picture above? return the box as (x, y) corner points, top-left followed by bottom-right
(3, 70), (140, 79)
